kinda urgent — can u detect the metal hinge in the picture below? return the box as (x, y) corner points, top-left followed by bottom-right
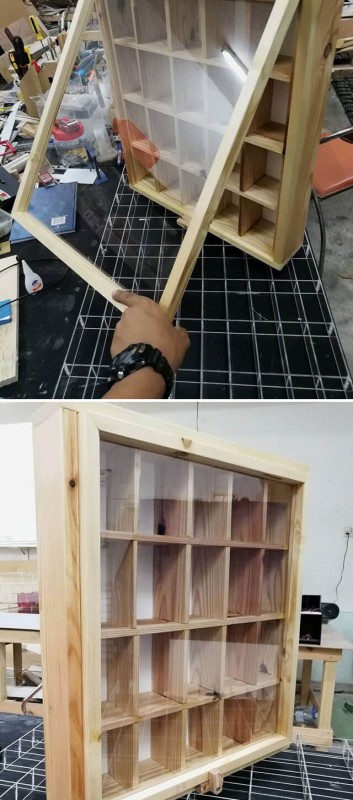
(196, 769), (223, 795)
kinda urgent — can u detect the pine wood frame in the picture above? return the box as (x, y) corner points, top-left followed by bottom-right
(33, 403), (308, 800)
(11, 0), (342, 320)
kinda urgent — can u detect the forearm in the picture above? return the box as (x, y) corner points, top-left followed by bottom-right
(103, 367), (167, 399)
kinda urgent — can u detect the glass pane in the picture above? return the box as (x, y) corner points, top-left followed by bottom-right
(265, 480), (293, 545)
(231, 473), (265, 542)
(138, 451), (189, 537)
(99, 437), (289, 793)
(193, 464), (231, 540)
(18, 0), (296, 307)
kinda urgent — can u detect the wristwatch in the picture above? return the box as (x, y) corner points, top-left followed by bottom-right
(108, 343), (174, 398)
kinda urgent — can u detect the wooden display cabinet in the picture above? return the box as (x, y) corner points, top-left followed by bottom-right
(12, 0), (343, 320)
(33, 403), (308, 800)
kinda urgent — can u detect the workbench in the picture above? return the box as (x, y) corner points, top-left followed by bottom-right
(294, 626), (353, 747)
(0, 618), (42, 716)
(0, 167), (352, 399)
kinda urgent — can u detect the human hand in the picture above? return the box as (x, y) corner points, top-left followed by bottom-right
(110, 290), (190, 373)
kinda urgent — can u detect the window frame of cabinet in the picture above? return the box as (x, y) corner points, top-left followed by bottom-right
(33, 403), (308, 800)
(11, 0), (343, 320)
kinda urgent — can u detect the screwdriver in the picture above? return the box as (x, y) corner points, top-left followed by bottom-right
(29, 14), (55, 60)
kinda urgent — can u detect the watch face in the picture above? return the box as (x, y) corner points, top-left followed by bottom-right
(118, 344), (140, 366)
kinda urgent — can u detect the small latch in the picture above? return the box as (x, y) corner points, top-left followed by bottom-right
(196, 769), (223, 795)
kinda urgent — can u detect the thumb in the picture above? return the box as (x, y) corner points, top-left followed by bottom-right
(112, 290), (141, 307)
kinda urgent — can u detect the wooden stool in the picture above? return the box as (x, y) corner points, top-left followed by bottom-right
(293, 626), (353, 747)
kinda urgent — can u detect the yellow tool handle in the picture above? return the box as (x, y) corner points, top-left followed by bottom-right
(29, 15), (44, 41)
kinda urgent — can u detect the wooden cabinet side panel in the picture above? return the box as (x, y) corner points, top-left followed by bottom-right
(277, 483), (307, 738)
(33, 409), (84, 800)
(274, 0), (343, 262)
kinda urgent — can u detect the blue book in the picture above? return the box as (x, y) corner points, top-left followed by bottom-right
(10, 183), (77, 243)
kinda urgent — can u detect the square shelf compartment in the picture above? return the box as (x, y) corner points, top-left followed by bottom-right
(101, 442), (137, 533)
(211, 197), (239, 240)
(101, 539), (135, 630)
(225, 623), (259, 695)
(265, 481), (293, 546)
(258, 620), (283, 682)
(169, 0), (202, 52)
(206, 64), (241, 129)
(138, 713), (183, 783)
(190, 547), (228, 621)
(101, 637), (137, 730)
(253, 686), (279, 739)
(261, 551), (286, 614)
(109, 0), (135, 41)
(138, 631), (185, 716)
(187, 627), (225, 702)
(206, 130), (224, 170)
(140, 52), (174, 111)
(138, 452), (189, 537)
(238, 146), (282, 212)
(203, 0), (237, 59)
(174, 60), (206, 124)
(133, 0), (168, 47)
(181, 171), (205, 208)
(115, 45), (142, 100)
(178, 120), (207, 176)
(153, 160), (181, 201)
(245, 80), (289, 155)
(239, 197), (276, 245)
(102, 726), (137, 796)
(136, 543), (187, 625)
(124, 101), (150, 147)
(149, 110), (178, 164)
(228, 549), (262, 617)
(193, 464), (231, 540)
(186, 704), (221, 763)
(231, 473), (266, 543)
(222, 694), (255, 751)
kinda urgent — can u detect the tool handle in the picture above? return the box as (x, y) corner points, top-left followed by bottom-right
(29, 15), (44, 41)
(4, 27), (15, 46)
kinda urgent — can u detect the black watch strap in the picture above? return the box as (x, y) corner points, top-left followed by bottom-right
(108, 343), (174, 398)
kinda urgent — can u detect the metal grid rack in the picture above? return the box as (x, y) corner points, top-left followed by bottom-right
(186, 737), (353, 800)
(0, 721), (45, 799)
(1, 726), (353, 800)
(53, 169), (353, 400)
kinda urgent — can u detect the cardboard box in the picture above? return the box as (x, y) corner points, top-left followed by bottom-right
(0, 0), (37, 30)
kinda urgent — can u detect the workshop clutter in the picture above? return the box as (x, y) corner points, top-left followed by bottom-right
(32, 49), (119, 165)
(0, 5), (123, 213)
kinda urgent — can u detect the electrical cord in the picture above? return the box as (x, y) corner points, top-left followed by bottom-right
(0, 257), (70, 311)
(335, 534), (350, 602)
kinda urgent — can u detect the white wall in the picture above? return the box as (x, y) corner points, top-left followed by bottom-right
(117, 401), (353, 683)
(1, 401), (352, 682)
(0, 423), (37, 547)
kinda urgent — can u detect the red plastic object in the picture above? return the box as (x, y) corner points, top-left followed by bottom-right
(17, 592), (39, 614)
(313, 134), (353, 198)
(52, 118), (84, 142)
(0, 140), (16, 156)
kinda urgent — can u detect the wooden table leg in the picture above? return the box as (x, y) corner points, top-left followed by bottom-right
(318, 660), (337, 731)
(301, 660), (313, 705)
(0, 643), (6, 701)
(13, 643), (23, 685)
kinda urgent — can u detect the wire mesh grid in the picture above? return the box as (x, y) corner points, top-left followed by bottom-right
(186, 737), (353, 800)
(53, 168), (353, 400)
(0, 721), (45, 800)
(1, 726), (353, 799)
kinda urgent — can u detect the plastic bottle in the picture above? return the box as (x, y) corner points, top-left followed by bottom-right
(294, 705), (318, 725)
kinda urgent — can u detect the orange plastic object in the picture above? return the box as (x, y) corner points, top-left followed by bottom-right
(114, 119), (159, 170)
(313, 135), (353, 198)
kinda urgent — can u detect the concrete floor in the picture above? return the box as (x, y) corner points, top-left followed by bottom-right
(306, 87), (353, 376)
